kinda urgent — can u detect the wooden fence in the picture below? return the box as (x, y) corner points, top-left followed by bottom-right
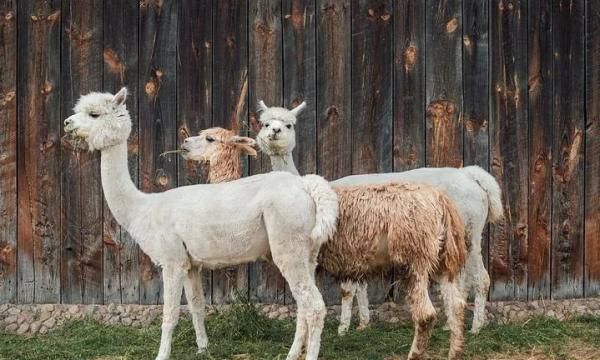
(0, 0), (598, 305)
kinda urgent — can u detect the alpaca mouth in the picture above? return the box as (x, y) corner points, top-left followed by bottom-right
(61, 133), (89, 152)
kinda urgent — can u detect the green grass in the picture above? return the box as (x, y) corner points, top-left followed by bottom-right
(2, 304), (600, 360)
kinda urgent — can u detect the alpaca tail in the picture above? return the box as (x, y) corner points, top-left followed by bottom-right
(461, 165), (504, 224)
(439, 193), (467, 280)
(301, 174), (339, 246)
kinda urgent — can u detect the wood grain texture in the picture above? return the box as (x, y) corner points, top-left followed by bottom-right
(527, 0), (552, 300)
(393, 0), (425, 172)
(102, 0), (140, 304)
(138, 0), (178, 305)
(17, 0), (61, 304)
(425, 0), (463, 168)
(61, 0), (104, 304)
(177, 0), (213, 304)
(551, 0), (585, 299)
(315, 0), (351, 304)
(351, 0), (393, 303)
(0, 0), (16, 303)
(489, 0), (529, 301)
(212, 0), (249, 304)
(247, 0), (285, 304)
(585, 0), (600, 297)
(462, 0), (490, 269)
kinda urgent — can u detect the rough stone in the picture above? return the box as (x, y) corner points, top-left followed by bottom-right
(16, 323), (29, 334)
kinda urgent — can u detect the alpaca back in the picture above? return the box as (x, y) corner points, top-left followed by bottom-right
(319, 183), (466, 281)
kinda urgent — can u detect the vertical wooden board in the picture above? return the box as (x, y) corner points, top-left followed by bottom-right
(138, 0), (178, 304)
(425, 0), (463, 168)
(103, 0), (140, 304)
(283, 0), (317, 175)
(0, 0), (16, 303)
(527, 0), (552, 300)
(177, 0), (213, 304)
(551, 0), (585, 299)
(585, 0), (600, 296)
(212, 0), (249, 304)
(315, 0), (351, 304)
(61, 0), (104, 305)
(351, 0), (392, 175)
(463, 0), (490, 269)
(393, 0), (425, 172)
(247, 0), (285, 304)
(17, 0), (61, 304)
(489, 0), (528, 301)
(351, 0), (393, 303)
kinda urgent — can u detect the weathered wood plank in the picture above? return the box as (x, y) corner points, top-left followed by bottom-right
(247, 0), (285, 304)
(17, 0), (61, 304)
(393, 0), (425, 172)
(212, 0), (249, 304)
(351, 0), (393, 303)
(425, 0), (463, 168)
(61, 0), (104, 304)
(489, 0), (529, 301)
(551, 0), (585, 299)
(585, 0), (600, 296)
(138, 0), (178, 304)
(177, 0), (213, 304)
(527, 0), (552, 300)
(103, 0), (140, 304)
(0, 0), (16, 304)
(315, 0), (351, 305)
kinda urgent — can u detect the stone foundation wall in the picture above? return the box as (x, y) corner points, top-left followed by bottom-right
(2, 298), (600, 335)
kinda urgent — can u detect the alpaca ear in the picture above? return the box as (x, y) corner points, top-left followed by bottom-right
(290, 101), (307, 117)
(112, 87), (128, 106)
(229, 136), (257, 157)
(257, 100), (269, 113)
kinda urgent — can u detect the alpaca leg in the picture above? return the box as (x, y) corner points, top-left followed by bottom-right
(338, 280), (357, 335)
(156, 265), (185, 360)
(471, 251), (490, 334)
(356, 282), (370, 330)
(439, 275), (466, 360)
(406, 273), (437, 360)
(183, 266), (208, 353)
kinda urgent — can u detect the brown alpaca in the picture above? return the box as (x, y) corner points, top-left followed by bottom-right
(182, 129), (467, 360)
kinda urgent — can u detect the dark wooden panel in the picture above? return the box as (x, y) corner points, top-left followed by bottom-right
(527, 0), (552, 300)
(17, 0), (61, 304)
(212, 0), (249, 304)
(393, 0), (425, 172)
(351, 0), (393, 303)
(315, 0), (351, 304)
(551, 0), (585, 299)
(0, 0), (16, 303)
(61, 0), (104, 305)
(177, 0), (213, 304)
(248, 0), (285, 304)
(138, 0), (178, 304)
(425, 0), (463, 168)
(489, 0), (529, 301)
(351, 0), (392, 175)
(463, 0), (490, 269)
(585, 0), (600, 296)
(102, 0), (140, 304)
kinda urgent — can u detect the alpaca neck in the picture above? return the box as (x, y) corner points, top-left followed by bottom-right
(269, 153), (299, 175)
(208, 149), (242, 183)
(100, 142), (145, 227)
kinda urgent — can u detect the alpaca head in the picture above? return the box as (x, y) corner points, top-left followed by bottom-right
(254, 100), (306, 156)
(181, 127), (256, 162)
(63, 87), (131, 151)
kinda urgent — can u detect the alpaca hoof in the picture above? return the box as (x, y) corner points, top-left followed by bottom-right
(337, 325), (349, 336)
(470, 325), (482, 335)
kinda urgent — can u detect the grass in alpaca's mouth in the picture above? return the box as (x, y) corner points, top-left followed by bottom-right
(61, 132), (88, 152)
(160, 149), (188, 157)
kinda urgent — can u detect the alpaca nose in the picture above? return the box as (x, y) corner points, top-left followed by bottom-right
(64, 118), (72, 126)
(273, 128), (281, 134)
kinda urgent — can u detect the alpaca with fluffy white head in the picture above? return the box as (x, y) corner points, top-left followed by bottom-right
(62, 88), (339, 360)
(255, 101), (504, 336)
(187, 127), (468, 359)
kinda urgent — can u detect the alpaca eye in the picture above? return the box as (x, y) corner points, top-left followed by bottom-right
(206, 137), (215, 143)
(286, 124), (292, 129)
(265, 123), (270, 128)
(90, 113), (100, 118)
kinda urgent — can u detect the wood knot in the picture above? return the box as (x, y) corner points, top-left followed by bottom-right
(2, 90), (16, 103)
(103, 49), (125, 80)
(145, 80), (157, 96)
(285, 10), (304, 31)
(463, 35), (472, 47)
(326, 106), (339, 119)
(427, 101), (455, 121)
(446, 18), (459, 33)
(204, 41), (211, 49)
(157, 174), (169, 187)
(403, 44), (417, 72)
(225, 36), (235, 48)
(255, 23), (274, 36)
(41, 81), (53, 95)
(47, 10), (60, 22)
(322, 4), (337, 16)
(4, 11), (14, 21)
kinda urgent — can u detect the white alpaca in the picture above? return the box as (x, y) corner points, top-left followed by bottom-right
(63, 88), (339, 360)
(183, 127), (468, 360)
(255, 101), (504, 335)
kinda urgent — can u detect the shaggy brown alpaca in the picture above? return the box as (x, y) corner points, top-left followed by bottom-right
(322, 182), (466, 360)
